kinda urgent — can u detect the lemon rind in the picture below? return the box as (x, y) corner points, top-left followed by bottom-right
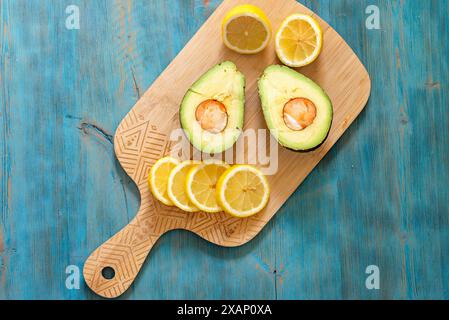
(222, 5), (272, 55)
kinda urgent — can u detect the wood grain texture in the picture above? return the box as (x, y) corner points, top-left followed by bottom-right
(83, 0), (370, 298)
(0, 0), (448, 300)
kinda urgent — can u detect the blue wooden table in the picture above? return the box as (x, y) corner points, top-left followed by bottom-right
(1, 0), (448, 300)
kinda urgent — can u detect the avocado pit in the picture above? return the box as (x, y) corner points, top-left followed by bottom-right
(283, 98), (317, 131)
(195, 99), (229, 134)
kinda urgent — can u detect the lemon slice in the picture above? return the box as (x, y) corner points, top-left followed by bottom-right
(275, 14), (323, 67)
(167, 161), (201, 212)
(186, 160), (230, 213)
(148, 157), (180, 206)
(222, 4), (272, 54)
(216, 165), (270, 218)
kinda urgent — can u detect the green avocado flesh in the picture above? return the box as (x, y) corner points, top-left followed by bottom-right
(258, 65), (333, 151)
(180, 61), (245, 154)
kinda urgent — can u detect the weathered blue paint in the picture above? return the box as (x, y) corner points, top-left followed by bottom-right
(0, 0), (448, 300)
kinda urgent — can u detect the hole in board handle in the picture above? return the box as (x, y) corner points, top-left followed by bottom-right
(101, 266), (116, 280)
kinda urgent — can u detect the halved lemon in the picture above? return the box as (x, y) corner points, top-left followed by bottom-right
(222, 4), (272, 54)
(216, 165), (270, 218)
(148, 157), (180, 206)
(167, 161), (201, 212)
(275, 14), (323, 67)
(186, 160), (230, 213)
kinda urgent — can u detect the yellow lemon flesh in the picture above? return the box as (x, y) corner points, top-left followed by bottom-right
(275, 14), (323, 67)
(167, 161), (201, 212)
(186, 160), (230, 213)
(222, 4), (272, 54)
(216, 165), (270, 218)
(148, 157), (180, 206)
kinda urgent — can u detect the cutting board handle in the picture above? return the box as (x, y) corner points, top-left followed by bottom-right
(83, 213), (163, 298)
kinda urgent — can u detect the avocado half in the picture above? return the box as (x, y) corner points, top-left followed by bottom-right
(180, 61), (245, 154)
(258, 65), (333, 151)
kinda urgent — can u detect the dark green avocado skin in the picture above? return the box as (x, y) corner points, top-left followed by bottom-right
(282, 119), (333, 153)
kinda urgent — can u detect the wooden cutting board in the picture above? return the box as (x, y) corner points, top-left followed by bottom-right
(83, 0), (371, 298)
